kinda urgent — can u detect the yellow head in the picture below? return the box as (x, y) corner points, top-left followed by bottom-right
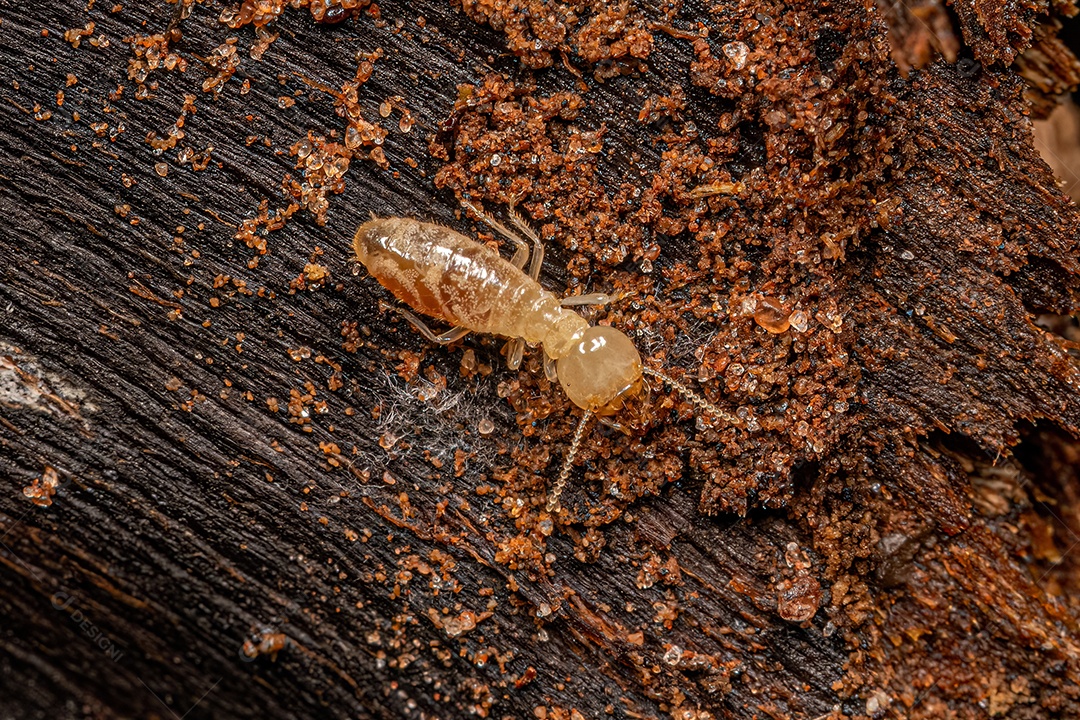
(556, 326), (643, 415)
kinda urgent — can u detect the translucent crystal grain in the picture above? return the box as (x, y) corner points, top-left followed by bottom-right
(754, 296), (790, 334)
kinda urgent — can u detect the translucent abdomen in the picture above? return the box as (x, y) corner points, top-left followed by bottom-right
(354, 218), (587, 354)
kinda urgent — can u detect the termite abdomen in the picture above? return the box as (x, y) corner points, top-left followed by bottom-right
(354, 217), (587, 356)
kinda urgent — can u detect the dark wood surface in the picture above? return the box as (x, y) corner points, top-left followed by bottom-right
(1, 1), (1079, 718)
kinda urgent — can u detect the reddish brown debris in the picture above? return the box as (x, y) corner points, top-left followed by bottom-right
(241, 626), (289, 659)
(221, 0), (376, 28)
(22, 467), (60, 507)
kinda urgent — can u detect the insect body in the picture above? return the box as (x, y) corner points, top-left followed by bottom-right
(354, 203), (737, 511)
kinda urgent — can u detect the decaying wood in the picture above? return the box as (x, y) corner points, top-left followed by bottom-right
(1, 1), (1079, 718)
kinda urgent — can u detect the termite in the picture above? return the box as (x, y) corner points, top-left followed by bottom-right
(353, 200), (739, 511)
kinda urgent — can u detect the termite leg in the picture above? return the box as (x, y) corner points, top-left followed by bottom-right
(385, 302), (471, 345)
(547, 409), (594, 513)
(597, 415), (631, 434)
(506, 205), (544, 281)
(461, 199), (542, 372)
(640, 375), (652, 407)
(509, 242), (529, 271)
(462, 198), (533, 273)
(543, 352), (558, 382)
(560, 292), (612, 307)
(505, 338), (525, 370)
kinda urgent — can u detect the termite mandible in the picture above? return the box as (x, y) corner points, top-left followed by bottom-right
(353, 200), (739, 511)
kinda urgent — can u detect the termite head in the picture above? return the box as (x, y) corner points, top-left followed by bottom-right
(557, 326), (643, 415)
(550, 326), (741, 514)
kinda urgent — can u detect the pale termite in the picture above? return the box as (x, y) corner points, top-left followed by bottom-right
(354, 201), (738, 510)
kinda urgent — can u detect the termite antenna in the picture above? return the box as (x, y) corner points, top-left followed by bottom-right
(640, 366), (742, 427)
(460, 197), (524, 247)
(547, 409), (594, 513)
